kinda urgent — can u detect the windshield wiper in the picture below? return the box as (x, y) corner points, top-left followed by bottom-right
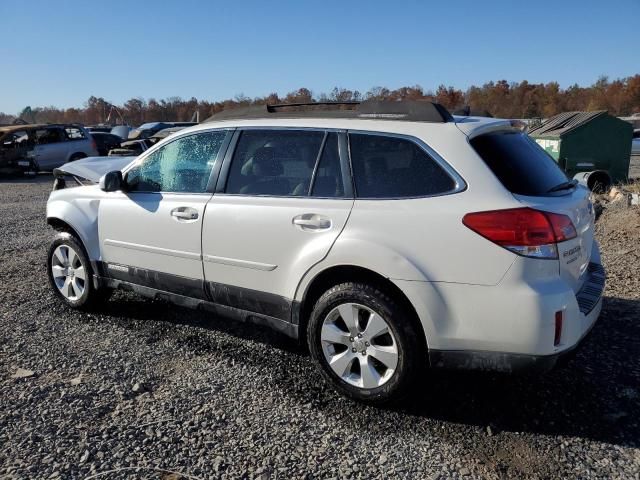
(547, 179), (578, 193)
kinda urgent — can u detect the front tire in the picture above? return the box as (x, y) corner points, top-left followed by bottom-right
(307, 282), (424, 404)
(47, 233), (110, 310)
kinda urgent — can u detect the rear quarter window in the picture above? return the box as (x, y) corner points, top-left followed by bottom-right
(470, 131), (569, 196)
(64, 127), (86, 140)
(349, 133), (456, 198)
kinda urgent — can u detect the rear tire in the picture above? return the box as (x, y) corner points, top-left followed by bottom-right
(47, 233), (111, 310)
(307, 282), (425, 405)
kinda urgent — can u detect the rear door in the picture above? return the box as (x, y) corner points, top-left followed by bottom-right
(33, 127), (66, 169)
(63, 126), (94, 157)
(470, 130), (595, 293)
(98, 129), (231, 295)
(201, 129), (353, 319)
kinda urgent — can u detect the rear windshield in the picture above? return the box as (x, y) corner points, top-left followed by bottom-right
(470, 131), (569, 196)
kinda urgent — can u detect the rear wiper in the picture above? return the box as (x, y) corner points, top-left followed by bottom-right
(547, 179), (578, 193)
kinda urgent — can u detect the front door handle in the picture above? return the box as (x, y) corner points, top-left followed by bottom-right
(171, 207), (199, 221)
(292, 213), (332, 231)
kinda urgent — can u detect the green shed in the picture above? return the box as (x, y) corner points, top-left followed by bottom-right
(528, 111), (633, 190)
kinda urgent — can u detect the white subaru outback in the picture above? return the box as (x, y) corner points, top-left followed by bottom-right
(46, 101), (605, 404)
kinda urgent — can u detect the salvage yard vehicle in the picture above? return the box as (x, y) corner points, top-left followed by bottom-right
(107, 138), (153, 157)
(90, 132), (122, 156)
(151, 126), (187, 142)
(106, 128), (186, 156)
(0, 123), (98, 174)
(128, 122), (197, 140)
(45, 101), (605, 404)
(0, 125), (35, 174)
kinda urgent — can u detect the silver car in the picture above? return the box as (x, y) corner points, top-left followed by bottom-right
(19, 124), (99, 171)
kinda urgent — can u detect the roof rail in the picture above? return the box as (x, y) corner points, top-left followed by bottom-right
(205, 100), (453, 123)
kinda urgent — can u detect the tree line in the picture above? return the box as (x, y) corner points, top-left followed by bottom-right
(1, 75), (639, 126)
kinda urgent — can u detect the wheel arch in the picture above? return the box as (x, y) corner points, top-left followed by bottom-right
(294, 264), (429, 353)
(67, 151), (88, 162)
(47, 199), (101, 260)
(47, 217), (81, 237)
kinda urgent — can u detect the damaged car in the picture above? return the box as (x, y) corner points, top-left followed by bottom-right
(45, 101), (605, 404)
(106, 127), (186, 156)
(0, 124), (98, 174)
(0, 125), (36, 174)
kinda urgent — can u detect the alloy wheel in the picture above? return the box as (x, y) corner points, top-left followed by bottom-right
(51, 245), (86, 301)
(320, 302), (399, 389)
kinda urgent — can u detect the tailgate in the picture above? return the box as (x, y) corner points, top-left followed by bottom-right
(514, 186), (595, 293)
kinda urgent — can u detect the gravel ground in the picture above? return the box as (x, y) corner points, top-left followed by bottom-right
(1, 176), (639, 479)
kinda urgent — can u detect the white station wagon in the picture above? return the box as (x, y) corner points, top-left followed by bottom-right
(46, 101), (605, 403)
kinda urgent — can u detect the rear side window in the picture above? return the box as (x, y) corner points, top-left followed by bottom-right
(64, 127), (86, 140)
(349, 133), (456, 198)
(225, 130), (325, 196)
(470, 132), (568, 196)
(35, 128), (64, 145)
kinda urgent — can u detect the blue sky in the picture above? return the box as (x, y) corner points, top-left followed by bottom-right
(0, 0), (638, 114)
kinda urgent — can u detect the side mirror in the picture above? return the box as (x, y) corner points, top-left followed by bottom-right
(99, 171), (124, 192)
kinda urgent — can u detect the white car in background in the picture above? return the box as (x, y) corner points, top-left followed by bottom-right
(45, 101), (604, 404)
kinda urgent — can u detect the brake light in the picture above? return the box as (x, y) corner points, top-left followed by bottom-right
(547, 212), (578, 242)
(462, 208), (577, 259)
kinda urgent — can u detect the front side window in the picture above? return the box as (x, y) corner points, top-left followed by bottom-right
(126, 131), (226, 193)
(2, 130), (31, 148)
(225, 130), (325, 196)
(349, 133), (456, 198)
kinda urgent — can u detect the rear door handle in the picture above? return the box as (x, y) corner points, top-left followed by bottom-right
(171, 207), (199, 221)
(292, 213), (331, 231)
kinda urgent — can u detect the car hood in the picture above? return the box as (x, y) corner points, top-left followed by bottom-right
(53, 156), (135, 183)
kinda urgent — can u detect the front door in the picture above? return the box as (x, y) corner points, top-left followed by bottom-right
(202, 129), (353, 320)
(98, 129), (231, 296)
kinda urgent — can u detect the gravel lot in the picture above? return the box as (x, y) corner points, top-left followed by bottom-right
(1, 176), (639, 479)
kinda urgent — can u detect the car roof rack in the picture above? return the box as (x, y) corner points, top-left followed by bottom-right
(204, 100), (453, 123)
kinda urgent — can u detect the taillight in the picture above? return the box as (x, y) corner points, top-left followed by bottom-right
(462, 207), (577, 259)
(547, 212), (578, 242)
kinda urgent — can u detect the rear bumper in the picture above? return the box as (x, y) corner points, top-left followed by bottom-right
(428, 294), (602, 373)
(394, 245), (605, 373)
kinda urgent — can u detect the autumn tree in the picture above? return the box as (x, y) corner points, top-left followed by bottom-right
(2, 75), (639, 125)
